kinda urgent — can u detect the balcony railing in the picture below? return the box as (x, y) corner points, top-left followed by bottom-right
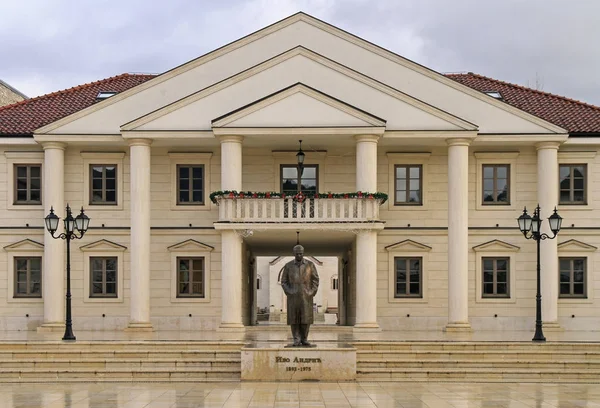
(215, 197), (383, 223)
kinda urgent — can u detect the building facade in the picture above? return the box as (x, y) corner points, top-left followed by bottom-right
(0, 13), (599, 333)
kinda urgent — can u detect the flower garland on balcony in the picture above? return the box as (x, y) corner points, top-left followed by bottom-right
(209, 191), (388, 204)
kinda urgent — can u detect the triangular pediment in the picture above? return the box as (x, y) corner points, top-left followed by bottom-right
(558, 239), (597, 252)
(79, 239), (127, 252)
(37, 13), (564, 136)
(212, 83), (386, 128)
(167, 239), (214, 252)
(385, 239), (432, 252)
(472, 240), (520, 252)
(4, 239), (44, 252)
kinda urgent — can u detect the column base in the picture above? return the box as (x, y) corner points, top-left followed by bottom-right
(124, 322), (154, 332)
(444, 322), (473, 332)
(542, 321), (564, 332)
(37, 322), (64, 333)
(217, 323), (246, 332)
(353, 323), (381, 332)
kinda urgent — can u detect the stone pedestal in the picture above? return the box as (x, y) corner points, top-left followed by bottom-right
(241, 344), (356, 381)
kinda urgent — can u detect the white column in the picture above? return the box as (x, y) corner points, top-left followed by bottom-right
(354, 231), (379, 329)
(219, 135), (245, 330)
(355, 134), (379, 192)
(38, 142), (66, 332)
(446, 138), (472, 331)
(354, 135), (379, 329)
(537, 142), (561, 329)
(126, 139), (153, 331)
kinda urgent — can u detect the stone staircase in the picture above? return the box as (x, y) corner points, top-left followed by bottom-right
(0, 341), (243, 382)
(354, 341), (600, 382)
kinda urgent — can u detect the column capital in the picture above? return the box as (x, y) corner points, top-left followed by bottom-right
(535, 141), (561, 151)
(127, 138), (153, 147)
(219, 135), (244, 144)
(354, 134), (380, 143)
(446, 138), (472, 147)
(41, 142), (67, 151)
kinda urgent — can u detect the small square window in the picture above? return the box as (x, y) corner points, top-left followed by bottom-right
(89, 164), (117, 205)
(89, 257), (118, 298)
(14, 164), (42, 205)
(559, 257), (586, 298)
(177, 165), (204, 205)
(394, 165), (422, 205)
(280, 164), (318, 195)
(14, 257), (42, 298)
(394, 257), (422, 298)
(482, 257), (510, 298)
(482, 164), (510, 205)
(177, 257), (205, 298)
(559, 164), (587, 205)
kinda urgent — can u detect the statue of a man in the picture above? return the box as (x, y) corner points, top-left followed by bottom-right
(281, 245), (320, 346)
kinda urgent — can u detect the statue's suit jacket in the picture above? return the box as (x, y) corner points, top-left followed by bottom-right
(281, 258), (320, 325)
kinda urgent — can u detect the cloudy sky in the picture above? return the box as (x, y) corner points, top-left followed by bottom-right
(1, 0), (599, 105)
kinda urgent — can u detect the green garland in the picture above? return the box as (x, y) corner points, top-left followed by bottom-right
(210, 190), (388, 204)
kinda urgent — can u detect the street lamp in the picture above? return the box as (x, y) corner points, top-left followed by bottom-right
(45, 205), (90, 341)
(517, 204), (562, 342)
(296, 139), (305, 192)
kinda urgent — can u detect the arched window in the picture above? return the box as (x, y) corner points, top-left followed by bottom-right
(331, 275), (339, 290)
(257, 275), (262, 290)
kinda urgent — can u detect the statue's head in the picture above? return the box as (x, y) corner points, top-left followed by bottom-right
(293, 244), (304, 262)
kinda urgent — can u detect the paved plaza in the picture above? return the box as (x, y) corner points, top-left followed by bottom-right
(1, 382), (600, 408)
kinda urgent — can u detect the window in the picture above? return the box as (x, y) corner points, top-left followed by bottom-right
(394, 165), (422, 205)
(280, 165), (318, 195)
(332, 275), (339, 290)
(96, 91), (117, 100)
(559, 257), (586, 298)
(559, 164), (586, 205)
(394, 257), (422, 298)
(482, 257), (509, 298)
(257, 275), (262, 290)
(14, 164), (42, 205)
(485, 91), (503, 100)
(177, 165), (204, 205)
(89, 164), (117, 205)
(177, 257), (205, 298)
(14, 257), (41, 298)
(89, 257), (117, 298)
(482, 164), (510, 205)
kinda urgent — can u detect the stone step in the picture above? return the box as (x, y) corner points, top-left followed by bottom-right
(356, 350), (600, 361)
(0, 358), (240, 369)
(0, 351), (241, 360)
(353, 342), (600, 352)
(0, 342), (244, 352)
(358, 359), (600, 369)
(356, 367), (600, 382)
(0, 368), (241, 382)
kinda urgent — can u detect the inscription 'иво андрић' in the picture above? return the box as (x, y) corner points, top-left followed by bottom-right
(275, 356), (322, 364)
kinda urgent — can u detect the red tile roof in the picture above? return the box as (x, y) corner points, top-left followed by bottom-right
(1, 71), (599, 136)
(446, 72), (600, 134)
(0, 73), (156, 136)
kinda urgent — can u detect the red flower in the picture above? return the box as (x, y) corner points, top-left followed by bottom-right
(358, 192), (363, 198)
(368, 194), (374, 199)
(328, 193), (333, 199)
(229, 192), (235, 198)
(252, 193), (258, 198)
(266, 192), (271, 198)
(239, 192), (245, 198)
(282, 193), (286, 199)
(344, 194), (349, 199)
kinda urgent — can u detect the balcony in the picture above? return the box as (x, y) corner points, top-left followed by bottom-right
(212, 193), (386, 224)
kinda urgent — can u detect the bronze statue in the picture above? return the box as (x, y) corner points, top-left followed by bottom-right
(281, 245), (320, 346)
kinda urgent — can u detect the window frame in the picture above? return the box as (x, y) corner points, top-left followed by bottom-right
(176, 256), (206, 298)
(82, 152), (125, 211)
(558, 163), (587, 205)
(481, 164), (511, 205)
(393, 164), (423, 206)
(386, 152), (431, 212)
(481, 257), (510, 298)
(386, 240), (431, 303)
(168, 240), (213, 303)
(89, 164), (118, 205)
(169, 152), (212, 211)
(13, 164), (42, 205)
(4, 239), (44, 303)
(474, 152), (519, 211)
(331, 275), (339, 291)
(557, 151), (596, 211)
(89, 256), (118, 298)
(176, 164), (205, 206)
(558, 257), (587, 299)
(5, 151), (44, 211)
(280, 164), (319, 195)
(13, 256), (42, 298)
(80, 240), (126, 303)
(473, 240), (519, 304)
(393, 256), (423, 298)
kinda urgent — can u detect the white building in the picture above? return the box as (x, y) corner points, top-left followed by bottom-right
(0, 13), (599, 334)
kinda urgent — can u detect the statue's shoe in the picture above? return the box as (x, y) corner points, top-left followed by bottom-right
(301, 341), (311, 346)
(292, 341), (302, 347)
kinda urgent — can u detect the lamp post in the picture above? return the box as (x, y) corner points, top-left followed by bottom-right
(296, 140), (305, 193)
(44, 205), (90, 341)
(517, 205), (562, 342)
